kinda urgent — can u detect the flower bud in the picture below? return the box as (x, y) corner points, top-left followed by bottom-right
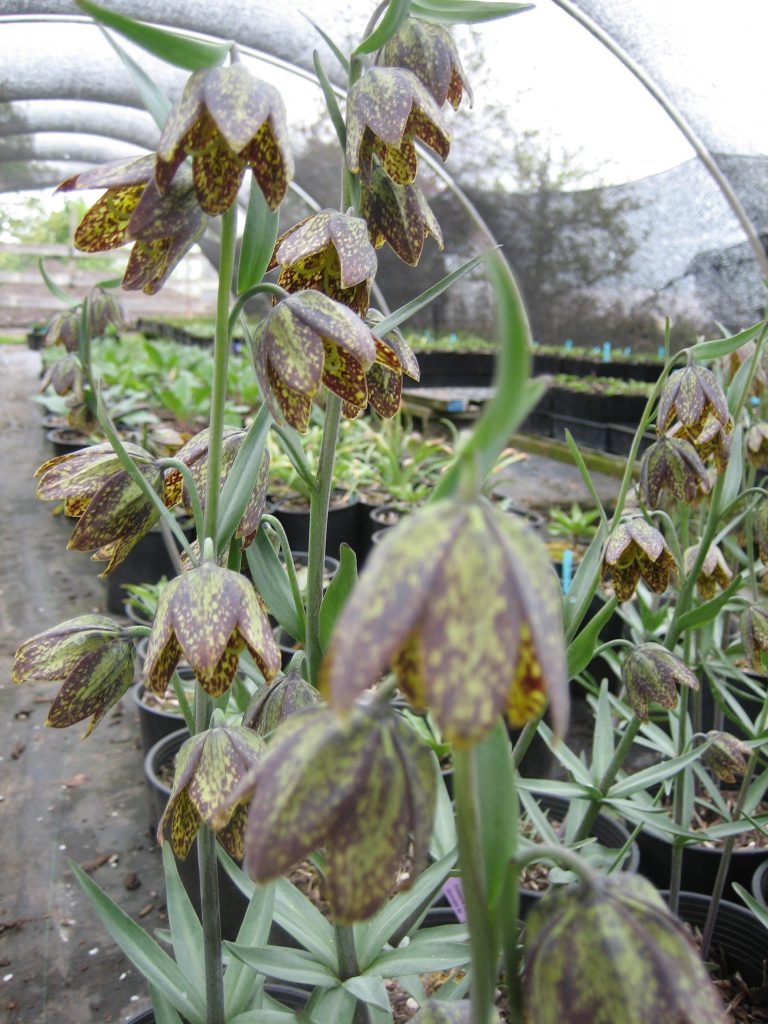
(683, 543), (732, 601)
(740, 604), (768, 673)
(622, 643), (698, 721)
(701, 731), (751, 783)
(377, 18), (472, 110)
(639, 437), (710, 507)
(746, 422), (768, 469)
(524, 874), (726, 1024)
(242, 668), (323, 735)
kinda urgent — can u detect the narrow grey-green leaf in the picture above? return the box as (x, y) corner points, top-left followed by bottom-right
(238, 179), (280, 294)
(217, 404), (272, 554)
(411, 0), (532, 24)
(354, 0), (413, 55)
(343, 975), (391, 1012)
(313, 51), (347, 152)
(373, 253), (484, 337)
(673, 574), (743, 634)
(39, 258), (80, 307)
(690, 321), (766, 362)
(245, 530), (303, 640)
(225, 943), (338, 988)
(161, 844), (205, 1004)
(149, 985), (185, 1024)
(319, 543), (358, 653)
(566, 596), (618, 678)
(76, 0), (230, 70)
(223, 882), (275, 1019)
(70, 862), (206, 1024)
(100, 24), (171, 128)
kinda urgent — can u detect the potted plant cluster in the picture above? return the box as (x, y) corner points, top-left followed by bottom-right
(12, 2), (768, 1024)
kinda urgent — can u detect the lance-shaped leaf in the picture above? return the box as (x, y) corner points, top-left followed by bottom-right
(238, 705), (436, 921)
(252, 291), (377, 432)
(639, 437), (711, 508)
(144, 562), (280, 698)
(269, 211), (378, 316)
(322, 498), (568, 747)
(376, 18), (472, 110)
(523, 874), (726, 1024)
(158, 725), (265, 859)
(346, 67), (451, 185)
(156, 64), (293, 215)
(164, 427), (269, 547)
(622, 644), (699, 722)
(13, 615), (134, 736)
(58, 156), (208, 296)
(361, 167), (443, 267)
(601, 518), (676, 603)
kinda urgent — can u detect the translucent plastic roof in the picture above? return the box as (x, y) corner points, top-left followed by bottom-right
(1, 1), (766, 341)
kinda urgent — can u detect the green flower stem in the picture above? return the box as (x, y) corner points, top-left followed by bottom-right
(453, 748), (498, 1024)
(306, 393), (343, 687)
(512, 845), (600, 894)
(667, 685), (690, 916)
(334, 924), (371, 1024)
(197, 824), (224, 1024)
(158, 458), (205, 547)
(262, 513), (307, 639)
(227, 282), (288, 336)
(203, 203), (238, 547)
(572, 715), (642, 843)
(665, 473), (725, 651)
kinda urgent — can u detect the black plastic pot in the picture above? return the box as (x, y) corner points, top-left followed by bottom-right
(668, 891), (768, 988)
(132, 681), (188, 757)
(271, 490), (360, 560)
(45, 426), (94, 457)
(412, 350), (495, 389)
(517, 793), (639, 918)
(636, 818), (767, 896)
(143, 728), (249, 941)
(550, 413), (608, 451)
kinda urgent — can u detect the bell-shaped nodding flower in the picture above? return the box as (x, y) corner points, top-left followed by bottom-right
(163, 427), (269, 548)
(683, 543), (732, 601)
(701, 731), (751, 784)
(639, 437), (711, 507)
(143, 563), (280, 698)
(746, 422), (768, 469)
(346, 67), (451, 186)
(155, 63), (293, 215)
(740, 604), (768, 673)
(88, 287), (124, 337)
(237, 704), (436, 921)
(57, 155), (207, 296)
(241, 668), (323, 736)
(157, 725), (265, 859)
(13, 615), (134, 737)
(45, 309), (80, 351)
(657, 364), (733, 472)
(376, 18), (472, 111)
(35, 442), (165, 576)
(251, 291), (377, 432)
(360, 166), (444, 267)
(622, 644), (698, 722)
(321, 498), (568, 748)
(269, 211), (378, 317)
(600, 518), (676, 603)
(523, 875), (726, 1024)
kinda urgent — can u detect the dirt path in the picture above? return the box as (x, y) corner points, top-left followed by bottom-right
(0, 347), (163, 1024)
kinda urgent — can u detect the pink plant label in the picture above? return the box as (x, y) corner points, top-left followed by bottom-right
(442, 877), (467, 922)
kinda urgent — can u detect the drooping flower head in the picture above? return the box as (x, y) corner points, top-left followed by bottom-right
(621, 643), (698, 721)
(701, 731), (751, 784)
(360, 166), (444, 267)
(657, 364), (733, 472)
(241, 667), (323, 735)
(639, 437), (711, 508)
(143, 562), (280, 698)
(269, 211), (378, 316)
(163, 427), (270, 547)
(236, 704), (436, 921)
(376, 18), (472, 110)
(683, 543), (732, 601)
(745, 422), (768, 469)
(45, 309), (80, 352)
(251, 290), (377, 431)
(601, 518), (676, 602)
(346, 67), (451, 186)
(156, 63), (293, 215)
(524, 874), (726, 1024)
(740, 603), (768, 673)
(348, 312), (420, 419)
(57, 155), (207, 295)
(13, 615), (134, 736)
(322, 497), (568, 747)
(158, 725), (265, 859)
(35, 442), (166, 575)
